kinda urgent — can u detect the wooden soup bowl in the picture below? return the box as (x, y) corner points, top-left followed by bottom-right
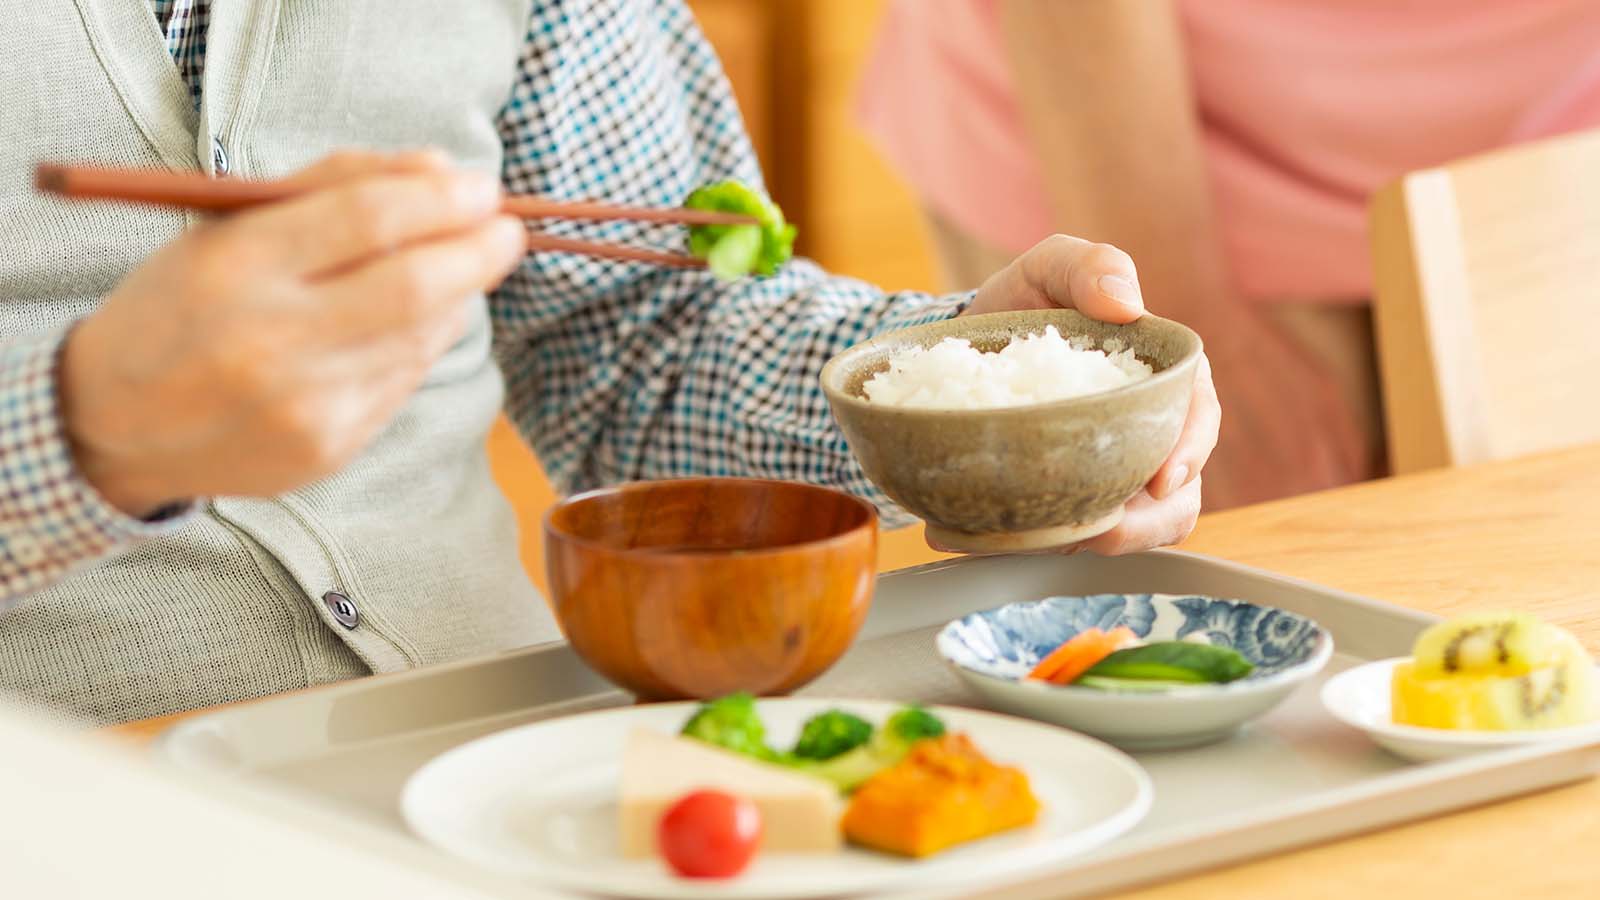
(543, 478), (879, 701)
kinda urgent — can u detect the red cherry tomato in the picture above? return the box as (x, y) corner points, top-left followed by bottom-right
(657, 790), (763, 878)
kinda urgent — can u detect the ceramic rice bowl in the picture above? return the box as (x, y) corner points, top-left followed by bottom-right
(819, 309), (1201, 553)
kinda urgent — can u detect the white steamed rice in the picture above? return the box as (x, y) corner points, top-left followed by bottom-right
(861, 325), (1152, 410)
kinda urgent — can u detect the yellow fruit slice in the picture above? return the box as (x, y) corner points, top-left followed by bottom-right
(1393, 629), (1595, 730)
(1409, 612), (1550, 677)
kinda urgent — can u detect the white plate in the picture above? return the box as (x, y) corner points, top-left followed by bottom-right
(401, 698), (1152, 899)
(1321, 658), (1600, 763)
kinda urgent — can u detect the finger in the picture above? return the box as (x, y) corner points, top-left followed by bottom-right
(230, 167), (504, 276)
(316, 215), (525, 345)
(271, 298), (477, 475)
(347, 355), (449, 448)
(1148, 352), (1221, 499)
(275, 148), (453, 193)
(1081, 479), (1202, 556)
(347, 287), (480, 380)
(286, 364), (430, 479)
(988, 234), (1145, 323)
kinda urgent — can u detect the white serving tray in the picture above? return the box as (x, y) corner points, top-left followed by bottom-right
(154, 551), (1600, 898)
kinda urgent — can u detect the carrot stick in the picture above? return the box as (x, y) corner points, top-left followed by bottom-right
(1027, 628), (1102, 680)
(1048, 627), (1136, 685)
(1027, 627), (1136, 685)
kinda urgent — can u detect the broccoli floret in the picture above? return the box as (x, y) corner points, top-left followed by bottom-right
(680, 698), (949, 793)
(884, 705), (946, 747)
(679, 693), (777, 761)
(788, 705), (947, 793)
(792, 710), (874, 760)
(683, 180), (797, 281)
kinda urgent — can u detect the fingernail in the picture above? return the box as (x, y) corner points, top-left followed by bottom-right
(1161, 464), (1189, 499)
(1098, 274), (1144, 313)
(453, 171), (501, 214)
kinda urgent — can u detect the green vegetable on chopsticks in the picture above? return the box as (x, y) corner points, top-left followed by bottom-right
(684, 180), (796, 280)
(1082, 642), (1254, 685)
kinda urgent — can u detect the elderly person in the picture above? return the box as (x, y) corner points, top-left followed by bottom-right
(0, 0), (1217, 724)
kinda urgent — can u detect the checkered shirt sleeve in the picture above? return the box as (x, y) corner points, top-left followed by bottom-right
(490, 0), (973, 528)
(0, 333), (192, 609)
(0, 0), (968, 609)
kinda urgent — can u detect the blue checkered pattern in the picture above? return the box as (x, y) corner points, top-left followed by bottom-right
(0, 0), (969, 604)
(149, 0), (207, 110)
(491, 1), (967, 507)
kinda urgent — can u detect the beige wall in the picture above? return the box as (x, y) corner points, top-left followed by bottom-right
(489, 0), (950, 598)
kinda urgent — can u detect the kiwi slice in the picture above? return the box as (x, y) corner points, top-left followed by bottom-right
(1513, 665), (1572, 720)
(1393, 635), (1595, 731)
(1410, 612), (1552, 676)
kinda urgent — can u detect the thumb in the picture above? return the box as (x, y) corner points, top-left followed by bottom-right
(972, 234), (1145, 324)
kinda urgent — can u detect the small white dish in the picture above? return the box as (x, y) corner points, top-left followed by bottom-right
(400, 698), (1152, 899)
(1320, 658), (1600, 763)
(937, 593), (1333, 750)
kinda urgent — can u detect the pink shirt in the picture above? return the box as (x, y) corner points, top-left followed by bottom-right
(858, 0), (1600, 302)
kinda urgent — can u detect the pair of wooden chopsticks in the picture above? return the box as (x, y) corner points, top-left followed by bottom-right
(34, 163), (756, 269)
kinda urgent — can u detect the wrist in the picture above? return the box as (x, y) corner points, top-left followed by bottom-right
(57, 321), (184, 519)
(72, 452), (183, 521)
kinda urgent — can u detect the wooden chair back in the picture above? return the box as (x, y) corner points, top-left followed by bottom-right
(1369, 128), (1600, 474)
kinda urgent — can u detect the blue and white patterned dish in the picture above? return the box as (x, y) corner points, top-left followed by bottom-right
(937, 594), (1334, 750)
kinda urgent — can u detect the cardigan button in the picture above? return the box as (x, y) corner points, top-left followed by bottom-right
(322, 591), (360, 629)
(210, 137), (230, 176)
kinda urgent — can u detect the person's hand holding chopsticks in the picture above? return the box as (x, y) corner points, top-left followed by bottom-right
(59, 150), (525, 518)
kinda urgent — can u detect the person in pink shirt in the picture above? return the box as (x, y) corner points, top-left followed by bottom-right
(859, 0), (1600, 509)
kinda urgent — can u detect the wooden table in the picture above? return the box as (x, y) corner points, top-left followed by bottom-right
(108, 443), (1600, 898)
